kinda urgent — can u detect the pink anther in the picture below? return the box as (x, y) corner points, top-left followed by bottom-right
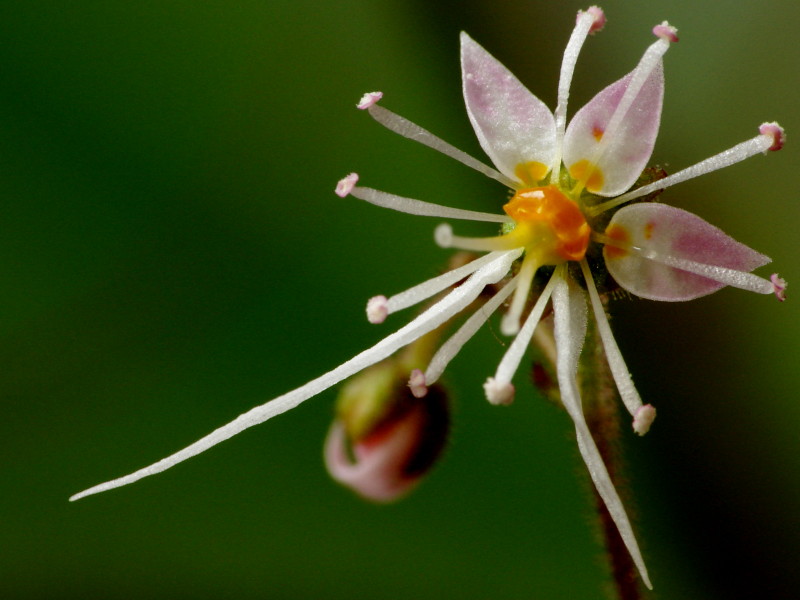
(408, 369), (428, 399)
(357, 91), (383, 110)
(633, 404), (657, 436)
(759, 122), (785, 152)
(771, 273), (787, 302)
(652, 22), (678, 43)
(366, 295), (389, 324)
(583, 6), (606, 34)
(483, 377), (515, 406)
(335, 172), (359, 198)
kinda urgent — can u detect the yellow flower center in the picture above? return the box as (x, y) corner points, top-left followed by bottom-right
(503, 185), (590, 263)
(568, 159), (604, 194)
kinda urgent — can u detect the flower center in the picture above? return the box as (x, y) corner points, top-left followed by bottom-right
(503, 185), (590, 263)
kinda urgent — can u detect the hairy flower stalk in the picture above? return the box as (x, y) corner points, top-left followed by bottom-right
(580, 308), (643, 599)
(71, 7), (786, 592)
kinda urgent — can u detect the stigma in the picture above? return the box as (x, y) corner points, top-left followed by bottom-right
(503, 185), (590, 263)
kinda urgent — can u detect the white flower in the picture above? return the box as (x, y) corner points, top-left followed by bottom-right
(71, 7), (786, 590)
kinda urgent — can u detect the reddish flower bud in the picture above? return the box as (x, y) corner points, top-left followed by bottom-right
(325, 365), (449, 503)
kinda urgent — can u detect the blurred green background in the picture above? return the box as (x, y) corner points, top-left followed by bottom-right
(1, 1), (797, 598)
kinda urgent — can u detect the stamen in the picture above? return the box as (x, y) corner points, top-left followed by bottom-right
(585, 25), (675, 174)
(551, 7), (606, 181)
(483, 378), (515, 406)
(69, 250), (521, 502)
(408, 369), (428, 398)
(771, 274), (787, 301)
(366, 295), (389, 324)
(585, 6), (607, 33)
(435, 224), (524, 252)
(759, 122), (786, 152)
(652, 22), (679, 43)
(579, 260), (643, 417)
(493, 267), (560, 386)
(597, 232), (775, 295)
(500, 253), (540, 335)
(550, 275), (652, 590)
(357, 91), (383, 110)
(383, 250), (521, 317)
(425, 276), (519, 386)
(347, 185), (512, 223)
(632, 404), (657, 436)
(435, 224), (453, 248)
(588, 124), (785, 216)
(335, 173), (359, 198)
(363, 100), (517, 188)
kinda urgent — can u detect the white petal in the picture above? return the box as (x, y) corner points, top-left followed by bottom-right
(552, 275), (652, 590)
(579, 260), (643, 417)
(563, 64), (663, 196)
(461, 32), (556, 184)
(604, 203), (771, 301)
(70, 251), (520, 501)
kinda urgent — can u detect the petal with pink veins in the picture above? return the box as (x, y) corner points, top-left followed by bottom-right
(563, 66), (663, 196)
(461, 32), (556, 185)
(604, 203), (771, 301)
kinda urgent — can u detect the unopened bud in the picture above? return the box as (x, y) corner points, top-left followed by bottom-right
(324, 362), (450, 502)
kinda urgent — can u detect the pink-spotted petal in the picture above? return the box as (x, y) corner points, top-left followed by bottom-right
(604, 204), (770, 301)
(563, 67), (663, 196)
(461, 32), (556, 185)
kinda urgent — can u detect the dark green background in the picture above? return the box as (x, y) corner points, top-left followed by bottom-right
(2, 1), (798, 598)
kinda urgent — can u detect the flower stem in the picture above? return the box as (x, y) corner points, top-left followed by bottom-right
(581, 312), (643, 600)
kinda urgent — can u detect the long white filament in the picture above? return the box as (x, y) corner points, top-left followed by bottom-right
(551, 10), (597, 180)
(500, 254), (540, 335)
(588, 37), (670, 170)
(385, 251), (515, 315)
(579, 259), (643, 416)
(424, 275), (519, 386)
(435, 224), (522, 253)
(588, 132), (776, 215)
(551, 276), (652, 590)
(367, 104), (518, 189)
(70, 250), (520, 501)
(639, 251), (774, 294)
(493, 268), (560, 385)
(349, 186), (512, 223)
